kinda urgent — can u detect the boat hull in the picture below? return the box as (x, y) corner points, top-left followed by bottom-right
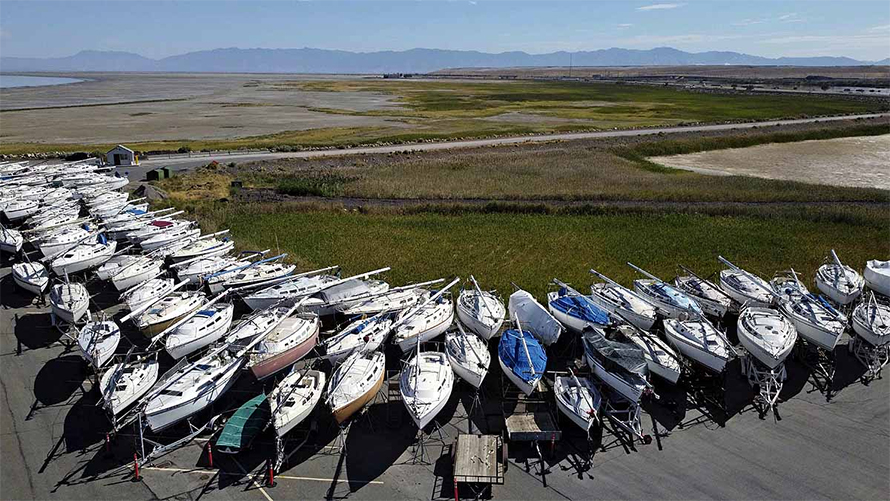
(786, 313), (843, 351)
(815, 275), (862, 306)
(395, 313), (452, 353)
(111, 263), (162, 291)
(584, 352), (644, 403)
(498, 354), (538, 396)
(250, 330), (319, 380)
(737, 321), (795, 369)
(456, 305), (501, 340)
(663, 325), (728, 373)
(864, 262), (890, 297)
(332, 368), (384, 424)
(586, 291), (655, 331)
(145, 359), (243, 432)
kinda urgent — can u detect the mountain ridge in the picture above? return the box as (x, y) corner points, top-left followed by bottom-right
(2, 47), (887, 74)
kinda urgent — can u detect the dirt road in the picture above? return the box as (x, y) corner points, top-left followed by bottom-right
(134, 113), (890, 178)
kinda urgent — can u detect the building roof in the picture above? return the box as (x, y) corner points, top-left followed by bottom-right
(107, 144), (134, 154)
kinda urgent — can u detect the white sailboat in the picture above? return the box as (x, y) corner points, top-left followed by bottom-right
(392, 280), (458, 352)
(165, 303), (235, 359)
(444, 323), (490, 389)
(663, 318), (734, 373)
(674, 265), (733, 318)
(49, 281), (90, 324)
(616, 324), (681, 384)
(169, 231), (234, 262)
(863, 260), (890, 297)
(323, 313), (393, 363)
(270, 369), (326, 437)
(737, 307), (797, 369)
(100, 355), (160, 416)
(508, 288), (563, 346)
(851, 294), (890, 347)
(0, 226), (23, 254)
(455, 276), (505, 340)
(628, 262), (704, 320)
(589, 268), (657, 331)
(400, 350), (454, 430)
(77, 319), (121, 369)
(50, 237), (116, 275)
(326, 350), (386, 424)
(111, 257), (164, 291)
(554, 372), (601, 432)
(718, 256), (774, 308)
(120, 277), (175, 312)
(133, 291), (206, 336)
(814, 250), (863, 305)
(12, 262), (50, 294)
(780, 293), (847, 351)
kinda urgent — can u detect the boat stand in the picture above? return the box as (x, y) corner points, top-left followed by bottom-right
(599, 391), (651, 451)
(795, 339), (836, 401)
(848, 336), (889, 382)
(131, 412), (223, 473)
(410, 421), (447, 465)
(272, 426), (313, 473)
(321, 421), (351, 457)
(679, 361), (729, 427)
(741, 355), (785, 420)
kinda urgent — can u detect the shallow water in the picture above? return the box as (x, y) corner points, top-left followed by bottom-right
(0, 75), (84, 88)
(650, 135), (890, 190)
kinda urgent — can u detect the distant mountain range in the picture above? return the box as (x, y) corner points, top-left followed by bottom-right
(2, 47), (887, 74)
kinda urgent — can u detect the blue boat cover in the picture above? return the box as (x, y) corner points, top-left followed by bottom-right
(550, 289), (611, 325)
(197, 309), (217, 317)
(130, 209), (147, 215)
(648, 282), (703, 315)
(498, 329), (547, 383)
(98, 234), (107, 245)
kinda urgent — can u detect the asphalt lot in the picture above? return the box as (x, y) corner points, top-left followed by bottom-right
(1, 263), (888, 501)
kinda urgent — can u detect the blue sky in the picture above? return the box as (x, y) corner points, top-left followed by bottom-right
(1, 1), (888, 61)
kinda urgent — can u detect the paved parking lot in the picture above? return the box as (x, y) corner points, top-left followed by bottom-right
(1, 265), (888, 501)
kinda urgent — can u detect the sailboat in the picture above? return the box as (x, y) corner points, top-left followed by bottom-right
(663, 318), (735, 373)
(77, 318), (121, 369)
(165, 303), (235, 359)
(498, 320), (547, 396)
(241, 265), (352, 311)
(246, 313), (320, 380)
(12, 261), (50, 294)
(614, 324), (681, 384)
(206, 257), (296, 294)
(554, 372), (602, 432)
(589, 268), (657, 331)
(0, 226), (23, 254)
(547, 279), (611, 333)
(120, 277), (175, 312)
(133, 291), (206, 336)
(326, 350), (386, 424)
(392, 292), (455, 352)
(737, 307), (797, 369)
(110, 257), (164, 291)
(270, 368), (326, 437)
(100, 355), (160, 416)
(444, 323), (490, 389)
(864, 260), (890, 297)
(628, 263), (704, 320)
(780, 292), (847, 351)
(815, 250), (864, 305)
(718, 256), (774, 308)
(674, 265), (733, 318)
(455, 276), (505, 340)
(582, 327), (649, 402)
(49, 281), (90, 324)
(215, 393), (271, 454)
(851, 293), (890, 347)
(50, 236), (117, 275)
(508, 288), (563, 345)
(323, 313), (393, 363)
(143, 348), (245, 432)
(400, 350), (454, 430)
(169, 231), (234, 262)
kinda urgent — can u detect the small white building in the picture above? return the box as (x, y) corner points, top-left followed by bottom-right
(106, 145), (138, 167)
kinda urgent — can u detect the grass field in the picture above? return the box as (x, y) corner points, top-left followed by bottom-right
(159, 123), (890, 204)
(2, 79), (885, 156)
(177, 203), (889, 300)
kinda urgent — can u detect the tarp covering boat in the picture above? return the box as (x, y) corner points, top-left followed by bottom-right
(215, 393), (271, 453)
(582, 328), (647, 377)
(549, 288), (611, 325)
(498, 329), (546, 383)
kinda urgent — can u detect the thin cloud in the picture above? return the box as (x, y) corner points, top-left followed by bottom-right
(636, 3), (685, 12)
(732, 19), (764, 27)
(867, 24), (890, 32)
(617, 23), (634, 29)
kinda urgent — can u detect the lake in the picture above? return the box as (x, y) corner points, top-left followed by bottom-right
(0, 75), (85, 89)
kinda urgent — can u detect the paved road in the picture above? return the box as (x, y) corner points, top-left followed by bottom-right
(129, 113), (890, 178)
(2, 263), (888, 501)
